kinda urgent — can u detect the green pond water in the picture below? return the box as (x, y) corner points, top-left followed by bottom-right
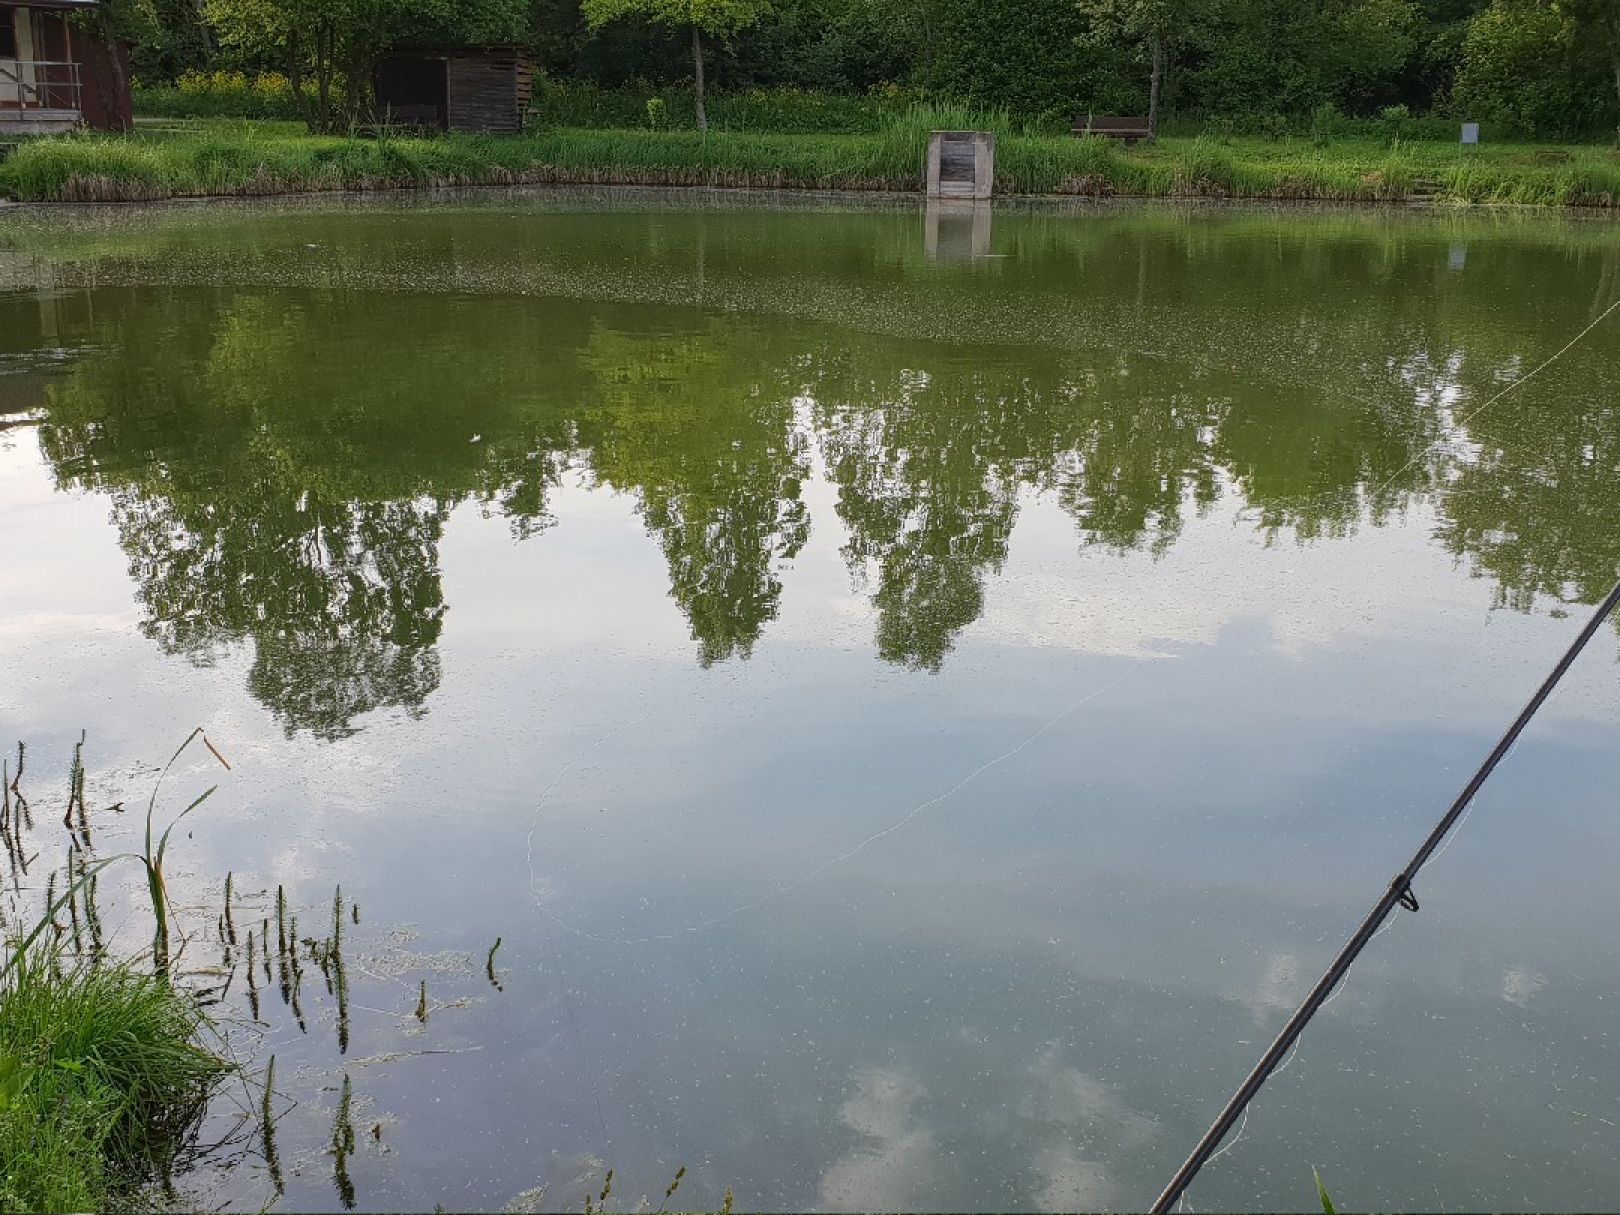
(2, 191), (1620, 1211)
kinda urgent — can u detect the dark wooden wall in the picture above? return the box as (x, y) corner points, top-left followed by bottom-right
(445, 51), (532, 134)
(15, 6), (131, 130)
(76, 38), (133, 131)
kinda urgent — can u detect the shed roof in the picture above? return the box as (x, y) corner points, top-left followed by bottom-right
(380, 46), (531, 58)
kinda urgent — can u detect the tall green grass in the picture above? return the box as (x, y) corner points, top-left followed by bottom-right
(0, 947), (224, 1212)
(3, 112), (1618, 205)
(0, 731), (231, 1213)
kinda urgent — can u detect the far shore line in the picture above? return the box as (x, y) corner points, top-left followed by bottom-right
(4, 178), (1618, 213)
(3, 125), (1618, 210)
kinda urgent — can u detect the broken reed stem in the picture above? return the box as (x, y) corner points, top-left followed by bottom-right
(65, 731), (90, 846)
(332, 1073), (356, 1209)
(246, 927), (261, 1020)
(223, 870), (236, 945)
(13, 742), (31, 831)
(84, 868), (103, 957)
(331, 887), (350, 1055)
(64, 855), (83, 954)
(261, 1054), (284, 1196)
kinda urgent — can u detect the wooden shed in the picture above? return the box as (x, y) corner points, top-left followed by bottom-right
(373, 47), (533, 134)
(0, 0), (132, 135)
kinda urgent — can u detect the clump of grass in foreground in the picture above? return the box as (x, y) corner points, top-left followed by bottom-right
(0, 730), (232, 1213)
(2, 117), (1617, 205)
(0, 947), (225, 1212)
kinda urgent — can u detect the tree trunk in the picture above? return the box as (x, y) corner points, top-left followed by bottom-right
(288, 29), (315, 135)
(316, 27), (334, 135)
(343, 61), (367, 131)
(191, 0), (215, 55)
(692, 25), (707, 133)
(1147, 30), (1164, 141)
(1613, 57), (1619, 147)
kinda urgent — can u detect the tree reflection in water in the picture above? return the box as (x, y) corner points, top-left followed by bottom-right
(20, 205), (1620, 735)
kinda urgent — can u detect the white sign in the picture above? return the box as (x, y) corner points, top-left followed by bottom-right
(1461, 122), (1480, 145)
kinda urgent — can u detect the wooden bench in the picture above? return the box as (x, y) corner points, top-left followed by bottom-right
(1072, 115), (1152, 144)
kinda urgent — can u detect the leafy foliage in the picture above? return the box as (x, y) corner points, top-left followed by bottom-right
(581, 0), (773, 128)
(1451, 0), (1616, 138)
(580, 0), (771, 36)
(0, 948), (223, 1210)
(76, 0), (1609, 138)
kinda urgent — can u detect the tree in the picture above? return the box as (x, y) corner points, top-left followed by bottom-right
(1328, 0), (1423, 109)
(71, 0), (151, 125)
(205, 0), (528, 132)
(1558, 0), (1620, 142)
(1452, 0), (1612, 138)
(580, 0), (773, 130)
(148, 0), (213, 78)
(1077, 0), (1213, 136)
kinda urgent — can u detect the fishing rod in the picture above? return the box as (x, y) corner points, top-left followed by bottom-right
(1150, 572), (1620, 1215)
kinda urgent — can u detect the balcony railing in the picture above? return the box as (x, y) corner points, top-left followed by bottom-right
(0, 60), (84, 116)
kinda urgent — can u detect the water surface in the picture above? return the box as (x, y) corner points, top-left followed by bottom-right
(2, 191), (1620, 1211)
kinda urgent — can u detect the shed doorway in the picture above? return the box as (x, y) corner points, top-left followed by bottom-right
(375, 54), (447, 130)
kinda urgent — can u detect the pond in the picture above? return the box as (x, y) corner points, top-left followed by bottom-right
(2, 190), (1620, 1212)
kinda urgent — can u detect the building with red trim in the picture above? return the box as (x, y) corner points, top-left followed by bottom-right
(1, 0), (132, 135)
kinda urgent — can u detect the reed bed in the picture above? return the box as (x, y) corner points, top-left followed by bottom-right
(1, 731), (231, 1213)
(2, 110), (1617, 206)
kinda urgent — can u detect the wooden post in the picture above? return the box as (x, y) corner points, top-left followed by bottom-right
(62, 17), (75, 119)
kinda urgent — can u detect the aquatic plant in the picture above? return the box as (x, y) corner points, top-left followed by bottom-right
(0, 731), (232, 1212)
(1314, 1167), (1337, 1215)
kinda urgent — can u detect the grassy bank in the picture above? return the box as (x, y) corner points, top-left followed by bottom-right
(0, 732), (230, 1212)
(0, 948), (223, 1211)
(2, 116), (1618, 206)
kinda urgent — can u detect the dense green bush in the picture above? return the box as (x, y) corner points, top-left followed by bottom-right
(1450, 0), (1616, 140)
(531, 79), (919, 133)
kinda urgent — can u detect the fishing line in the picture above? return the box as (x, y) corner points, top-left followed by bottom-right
(1228, 291), (1620, 539)
(1364, 294), (1620, 508)
(522, 709), (647, 1146)
(527, 659), (1148, 947)
(1150, 573), (1620, 1214)
(523, 712), (646, 912)
(657, 658), (1149, 944)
